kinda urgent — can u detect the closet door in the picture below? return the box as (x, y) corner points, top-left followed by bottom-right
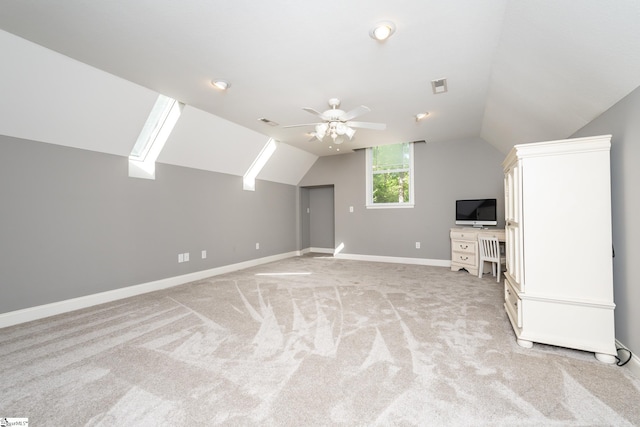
(309, 186), (335, 251)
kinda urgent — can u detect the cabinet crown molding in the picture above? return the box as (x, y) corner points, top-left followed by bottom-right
(503, 134), (611, 169)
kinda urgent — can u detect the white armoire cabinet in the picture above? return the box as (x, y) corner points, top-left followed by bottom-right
(502, 135), (616, 363)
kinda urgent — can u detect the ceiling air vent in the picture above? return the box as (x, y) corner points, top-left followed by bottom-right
(258, 118), (279, 127)
(431, 78), (448, 94)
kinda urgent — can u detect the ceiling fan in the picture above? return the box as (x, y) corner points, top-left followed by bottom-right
(283, 98), (386, 144)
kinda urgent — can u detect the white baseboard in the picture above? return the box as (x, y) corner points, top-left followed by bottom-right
(308, 247), (334, 254)
(335, 252), (451, 267)
(300, 247), (334, 255)
(0, 251), (299, 329)
(616, 339), (640, 379)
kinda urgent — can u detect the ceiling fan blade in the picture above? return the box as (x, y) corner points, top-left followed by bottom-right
(302, 107), (329, 120)
(346, 121), (386, 130)
(282, 122), (322, 128)
(340, 105), (371, 121)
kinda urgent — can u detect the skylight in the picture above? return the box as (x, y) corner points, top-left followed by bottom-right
(129, 94), (183, 179)
(243, 138), (278, 191)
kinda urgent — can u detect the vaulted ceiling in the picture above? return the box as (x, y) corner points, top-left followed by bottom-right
(1, 1), (640, 167)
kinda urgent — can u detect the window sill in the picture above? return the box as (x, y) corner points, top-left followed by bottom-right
(366, 203), (415, 209)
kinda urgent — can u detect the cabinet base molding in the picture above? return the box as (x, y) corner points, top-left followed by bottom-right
(504, 290), (617, 362)
(516, 338), (533, 348)
(595, 353), (617, 364)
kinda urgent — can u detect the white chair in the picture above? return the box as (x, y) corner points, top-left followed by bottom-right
(478, 236), (505, 282)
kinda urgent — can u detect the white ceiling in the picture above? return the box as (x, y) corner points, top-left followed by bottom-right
(1, 0), (640, 160)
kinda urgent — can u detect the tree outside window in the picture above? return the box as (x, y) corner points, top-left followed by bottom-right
(366, 142), (414, 208)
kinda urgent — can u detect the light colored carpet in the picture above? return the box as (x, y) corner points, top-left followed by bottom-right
(1, 254), (639, 426)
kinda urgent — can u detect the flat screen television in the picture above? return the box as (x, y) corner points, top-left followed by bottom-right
(456, 199), (497, 227)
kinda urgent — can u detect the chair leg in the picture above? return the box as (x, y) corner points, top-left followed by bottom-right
(478, 260), (483, 278)
(496, 262), (501, 283)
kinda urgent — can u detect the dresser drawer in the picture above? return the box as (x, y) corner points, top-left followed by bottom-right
(451, 239), (476, 254)
(452, 251), (475, 267)
(504, 280), (522, 328)
(450, 230), (477, 241)
(482, 230), (505, 241)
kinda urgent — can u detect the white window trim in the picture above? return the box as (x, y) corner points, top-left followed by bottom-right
(365, 142), (415, 209)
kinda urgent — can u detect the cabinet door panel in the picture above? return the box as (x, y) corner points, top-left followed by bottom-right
(504, 164), (523, 290)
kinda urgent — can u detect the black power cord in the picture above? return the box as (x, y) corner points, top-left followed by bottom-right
(616, 346), (633, 367)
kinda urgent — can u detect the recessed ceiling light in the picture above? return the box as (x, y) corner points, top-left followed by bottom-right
(415, 112), (430, 121)
(211, 79), (231, 90)
(369, 21), (396, 41)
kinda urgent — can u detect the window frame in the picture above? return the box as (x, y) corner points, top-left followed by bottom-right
(128, 94), (183, 180)
(365, 142), (415, 209)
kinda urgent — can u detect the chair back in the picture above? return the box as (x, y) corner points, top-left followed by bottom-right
(478, 236), (500, 262)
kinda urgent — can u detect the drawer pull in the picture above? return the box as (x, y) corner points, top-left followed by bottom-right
(460, 256), (468, 261)
(506, 289), (511, 295)
(459, 244), (468, 250)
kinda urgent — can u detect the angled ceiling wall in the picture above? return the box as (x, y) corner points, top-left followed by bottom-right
(482, 0), (640, 152)
(0, 29), (317, 186)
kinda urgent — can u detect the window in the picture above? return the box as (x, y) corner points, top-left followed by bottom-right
(129, 94), (183, 179)
(366, 142), (414, 208)
(243, 138), (278, 191)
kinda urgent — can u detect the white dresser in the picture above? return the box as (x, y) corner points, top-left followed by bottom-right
(503, 135), (616, 363)
(450, 227), (505, 276)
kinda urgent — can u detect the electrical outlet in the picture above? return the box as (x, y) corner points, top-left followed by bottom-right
(202, 250), (207, 259)
(415, 242), (421, 249)
(178, 253), (184, 263)
(256, 243), (260, 250)
(184, 252), (190, 262)
(349, 206), (354, 213)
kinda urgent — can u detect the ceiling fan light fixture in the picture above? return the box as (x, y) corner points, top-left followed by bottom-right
(315, 123), (328, 140)
(345, 126), (356, 139)
(284, 98), (386, 149)
(370, 21), (396, 41)
(211, 79), (231, 90)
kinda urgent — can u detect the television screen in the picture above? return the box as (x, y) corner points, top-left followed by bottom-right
(456, 199), (497, 226)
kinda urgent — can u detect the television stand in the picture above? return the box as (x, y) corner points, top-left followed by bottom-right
(450, 227), (505, 276)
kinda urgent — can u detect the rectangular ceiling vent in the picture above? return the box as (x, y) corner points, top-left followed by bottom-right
(431, 78), (448, 94)
(258, 117), (279, 127)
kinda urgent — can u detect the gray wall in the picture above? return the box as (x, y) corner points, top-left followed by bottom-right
(0, 135), (297, 313)
(571, 86), (640, 357)
(299, 138), (505, 260)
